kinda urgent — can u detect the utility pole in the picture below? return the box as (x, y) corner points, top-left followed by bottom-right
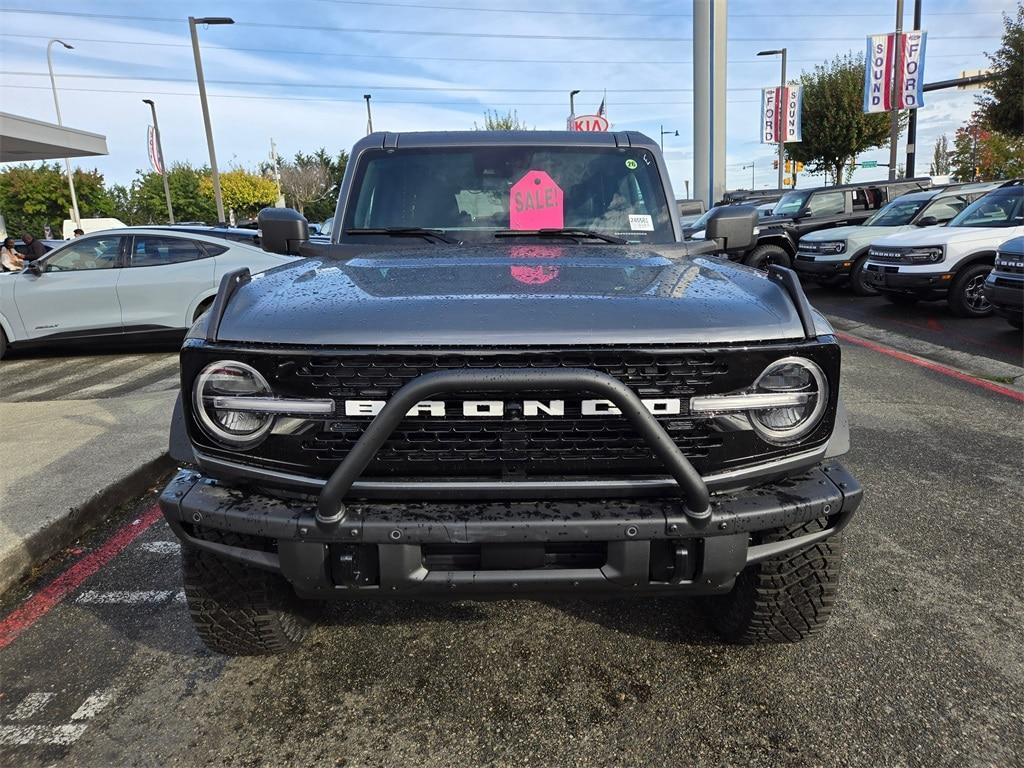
(905, 0), (923, 177)
(270, 138), (285, 207)
(47, 39), (80, 231)
(189, 16), (234, 225)
(143, 99), (174, 225)
(888, 0), (905, 181)
(363, 94), (373, 135)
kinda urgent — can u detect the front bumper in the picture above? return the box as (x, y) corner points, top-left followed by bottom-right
(794, 254), (852, 278)
(983, 274), (1024, 315)
(158, 462), (862, 599)
(862, 264), (952, 294)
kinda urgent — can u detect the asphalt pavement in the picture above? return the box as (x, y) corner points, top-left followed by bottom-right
(803, 282), (1024, 368)
(1, 339), (1021, 768)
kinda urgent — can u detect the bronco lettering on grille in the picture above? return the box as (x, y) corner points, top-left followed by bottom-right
(343, 398), (684, 417)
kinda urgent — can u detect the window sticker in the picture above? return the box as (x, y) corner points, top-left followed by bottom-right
(628, 214), (654, 232)
(625, 159), (638, 170)
(509, 170), (564, 230)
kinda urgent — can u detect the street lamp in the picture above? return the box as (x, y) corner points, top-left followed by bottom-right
(47, 38), (81, 232)
(741, 161), (755, 190)
(188, 16), (234, 225)
(143, 99), (175, 224)
(757, 48), (787, 190)
(569, 89), (580, 129)
(659, 125), (678, 152)
(363, 94), (373, 135)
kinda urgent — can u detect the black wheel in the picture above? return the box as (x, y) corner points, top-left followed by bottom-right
(743, 244), (792, 271)
(849, 255), (879, 296)
(884, 293), (920, 306)
(182, 530), (315, 656)
(703, 517), (844, 644)
(948, 263), (994, 318)
(1007, 315), (1024, 330)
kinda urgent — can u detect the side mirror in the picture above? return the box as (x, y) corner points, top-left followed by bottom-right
(25, 260), (42, 276)
(704, 204), (758, 252)
(258, 207), (309, 255)
(916, 216), (938, 227)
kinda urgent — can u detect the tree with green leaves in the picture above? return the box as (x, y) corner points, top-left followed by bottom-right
(978, 4), (1023, 137)
(929, 135), (951, 176)
(127, 163), (216, 225)
(474, 109), (530, 130)
(199, 170), (277, 221)
(0, 163), (116, 237)
(950, 111), (1024, 181)
(785, 53), (897, 185)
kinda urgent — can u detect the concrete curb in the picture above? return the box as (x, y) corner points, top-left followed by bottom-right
(0, 453), (173, 596)
(827, 315), (1024, 392)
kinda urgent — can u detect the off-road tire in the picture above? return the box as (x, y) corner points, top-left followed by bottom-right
(743, 244), (791, 271)
(849, 255), (879, 296)
(884, 293), (919, 306)
(182, 531), (314, 655)
(948, 262), (994, 318)
(704, 517), (844, 644)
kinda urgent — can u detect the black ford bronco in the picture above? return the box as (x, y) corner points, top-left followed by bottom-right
(159, 131), (862, 655)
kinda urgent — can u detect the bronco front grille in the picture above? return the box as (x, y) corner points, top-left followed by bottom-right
(184, 344), (841, 481)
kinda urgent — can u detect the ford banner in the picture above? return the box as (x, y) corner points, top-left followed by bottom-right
(864, 30), (927, 113)
(761, 86), (802, 144)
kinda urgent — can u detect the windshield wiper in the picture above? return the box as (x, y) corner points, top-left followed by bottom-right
(493, 228), (627, 244)
(344, 227), (459, 244)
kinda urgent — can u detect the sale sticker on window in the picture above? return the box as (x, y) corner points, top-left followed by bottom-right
(628, 214), (654, 232)
(510, 170), (564, 230)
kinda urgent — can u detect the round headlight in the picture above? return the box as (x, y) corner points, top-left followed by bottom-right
(748, 357), (829, 444)
(194, 360), (273, 446)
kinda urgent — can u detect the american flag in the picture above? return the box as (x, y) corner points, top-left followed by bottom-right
(596, 93), (607, 117)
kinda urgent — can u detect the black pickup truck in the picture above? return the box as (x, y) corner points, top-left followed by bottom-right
(159, 131), (862, 655)
(693, 179), (931, 270)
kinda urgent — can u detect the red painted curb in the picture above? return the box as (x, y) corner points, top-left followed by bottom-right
(0, 506), (163, 651)
(836, 331), (1024, 403)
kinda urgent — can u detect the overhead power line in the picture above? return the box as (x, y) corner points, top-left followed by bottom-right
(2, 71), (766, 93)
(0, 83), (762, 107)
(0, 9), (1001, 42)
(3, 33), (986, 65)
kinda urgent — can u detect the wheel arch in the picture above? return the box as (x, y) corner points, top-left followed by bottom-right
(187, 291), (218, 325)
(755, 233), (797, 256)
(950, 250), (997, 275)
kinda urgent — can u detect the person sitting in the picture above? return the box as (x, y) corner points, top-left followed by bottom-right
(1, 238), (24, 272)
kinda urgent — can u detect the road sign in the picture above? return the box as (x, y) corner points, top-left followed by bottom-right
(861, 160), (878, 168)
(509, 170), (564, 230)
(572, 114), (609, 132)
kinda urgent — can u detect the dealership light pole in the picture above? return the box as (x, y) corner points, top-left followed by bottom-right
(569, 89), (580, 129)
(47, 38), (81, 231)
(659, 126), (678, 152)
(189, 16), (233, 225)
(888, 0), (905, 181)
(363, 94), (373, 134)
(143, 99), (175, 225)
(757, 47), (787, 190)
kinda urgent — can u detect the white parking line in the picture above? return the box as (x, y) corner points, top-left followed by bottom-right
(0, 688), (115, 746)
(7, 692), (55, 721)
(74, 590), (181, 605)
(138, 541), (181, 555)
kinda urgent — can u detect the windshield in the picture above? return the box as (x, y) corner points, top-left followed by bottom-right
(343, 146), (675, 244)
(771, 190), (811, 216)
(948, 189), (1024, 228)
(864, 197), (927, 226)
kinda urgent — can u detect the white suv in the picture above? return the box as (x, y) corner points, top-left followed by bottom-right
(862, 182), (1024, 317)
(795, 182), (1001, 295)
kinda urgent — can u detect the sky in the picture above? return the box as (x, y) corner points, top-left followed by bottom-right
(0, 0), (1013, 199)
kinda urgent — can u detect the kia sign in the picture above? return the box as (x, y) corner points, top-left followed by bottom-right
(572, 114), (609, 132)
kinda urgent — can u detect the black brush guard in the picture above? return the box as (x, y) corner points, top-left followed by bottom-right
(316, 368), (712, 528)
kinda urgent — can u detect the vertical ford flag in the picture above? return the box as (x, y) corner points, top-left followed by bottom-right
(147, 125), (164, 175)
(864, 30), (927, 112)
(761, 86), (802, 143)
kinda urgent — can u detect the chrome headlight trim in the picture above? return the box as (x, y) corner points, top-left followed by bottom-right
(748, 356), (829, 444)
(194, 360), (274, 447)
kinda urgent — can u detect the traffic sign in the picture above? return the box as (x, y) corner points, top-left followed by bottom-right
(861, 160), (878, 168)
(509, 170), (564, 230)
(572, 114), (609, 132)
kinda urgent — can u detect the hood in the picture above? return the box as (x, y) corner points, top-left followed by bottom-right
(870, 225), (1018, 249)
(802, 225), (884, 242)
(212, 244), (809, 346)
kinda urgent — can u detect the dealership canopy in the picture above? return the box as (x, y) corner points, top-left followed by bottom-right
(0, 112), (108, 163)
